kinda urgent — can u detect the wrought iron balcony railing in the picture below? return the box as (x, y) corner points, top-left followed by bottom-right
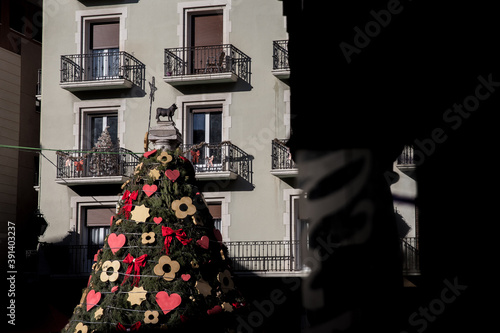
(226, 240), (303, 272)
(273, 40), (289, 71)
(36, 237), (419, 276)
(271, 139), (296, 170)
(181, 141), (251, 182)
(60, 51), (145, 90)
(401, 237), (420, 275)
(397, 145), (415, 166)
(164, 44), (251, 84)
(56, 148), (140, 181)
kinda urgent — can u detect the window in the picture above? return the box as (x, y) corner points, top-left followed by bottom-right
(189, 12), (223, 47)
(89, 22), (119, 79)
(84, 112), (118, 150)
(83, 206), (112, 267)
(202, 193), (231, 241)
(188, 12), (223, 73)
(76, 8), (127, 81)
(74, 101), (125, 151)
(188, 106), (222, 168)
(207, 202), (222, 231)
(190, 106), (222, 145)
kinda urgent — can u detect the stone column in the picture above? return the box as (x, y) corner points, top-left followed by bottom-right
(148, 121), (182, 151)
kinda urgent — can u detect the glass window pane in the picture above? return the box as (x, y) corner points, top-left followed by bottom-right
(106, 115), (118, 146)
(91, 117), (103, 147)
(89, 227), (109, 246)
(193, 113), (206, 144)
(209, 112), (222, 144)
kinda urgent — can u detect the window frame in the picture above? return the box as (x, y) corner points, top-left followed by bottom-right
(83, 112), (119, 150)
(76, 7), (127, 55)
(73, 100), (125, 151)
(177, 1), (231, 48)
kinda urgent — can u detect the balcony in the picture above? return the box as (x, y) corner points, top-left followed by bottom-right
(60, 51), (145, 91)
(226, 240), (304, 275)
(55, 148), (140, 186)
(181, 142), (251, 182)
(272, 40), (290, 80)
(164, 44), (251, 86)
(37, 238), (419, 277)
(401, 237), (420, 276)
(271, 139), (297, 178)
(396, 145), (416, 179)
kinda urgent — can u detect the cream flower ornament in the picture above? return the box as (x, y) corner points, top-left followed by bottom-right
(157, 151), (173, 165)
(171, 196), (196, 219)
(100, 260), (120, 282)
(141, 232), (155, 244)
(154, 255), (180, 281)
(144, 310), (159, 324)
(217, 269), (234, 293)
(74, 322), (88, 333)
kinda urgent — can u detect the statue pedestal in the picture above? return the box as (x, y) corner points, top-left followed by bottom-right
(148, 121), (182, 151)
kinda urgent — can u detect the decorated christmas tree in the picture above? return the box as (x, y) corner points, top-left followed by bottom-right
(62, 123), (246, 332)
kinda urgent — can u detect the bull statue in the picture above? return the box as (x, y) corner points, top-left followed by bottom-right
(156, 103), (177, 122)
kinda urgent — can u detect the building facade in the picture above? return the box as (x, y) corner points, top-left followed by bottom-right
(0, 0), (42, 268)
(39, 0), (304, 276)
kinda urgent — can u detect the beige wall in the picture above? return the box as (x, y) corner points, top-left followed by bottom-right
(40, 0), (292, 243)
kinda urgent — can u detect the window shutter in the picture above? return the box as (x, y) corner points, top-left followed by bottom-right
(207, 203), (221, 219)
(191, 106), (223, 114)
(92, 23), (119, 50)
(86, 207), (114, 226)
(192, 14), (223, 47)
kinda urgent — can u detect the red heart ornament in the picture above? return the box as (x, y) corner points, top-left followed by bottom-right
(142, 184), (157, 197)
(181, 274), (191, 281)
(143, 149), (157, 158)
(196, 236), (210, 249)
(153, 217), (163, 225)
(156, 291), (182, 315)
(165, 169), (180, 182)
(207, 305), (222, 315)
(108, 233), (126, 254)
(86, 290), (101, 311)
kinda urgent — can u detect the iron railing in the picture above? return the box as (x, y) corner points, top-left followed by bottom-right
(56, 148), (140, 180)
(272, 139), (296, 170)
(60, 51), (145, 90)
(397, 145), (415, 165)
(401, 237), (420, 275)
(38, 243), (100, 276)
(272, 40), (289, 71)
(164, 44), (251, 83)
(226, 240), (302, 272)
(181, 142), (251, 182)
(37, 238), (419, 276)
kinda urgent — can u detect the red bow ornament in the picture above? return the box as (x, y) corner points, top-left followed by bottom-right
(121, 253), (148, 287)
(116, 321), (141, 332)
(120, 190), (138, 219)
(162, 226), (192, 255)
(191, 149), (200, 163)
(74, 159), (84, 172)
